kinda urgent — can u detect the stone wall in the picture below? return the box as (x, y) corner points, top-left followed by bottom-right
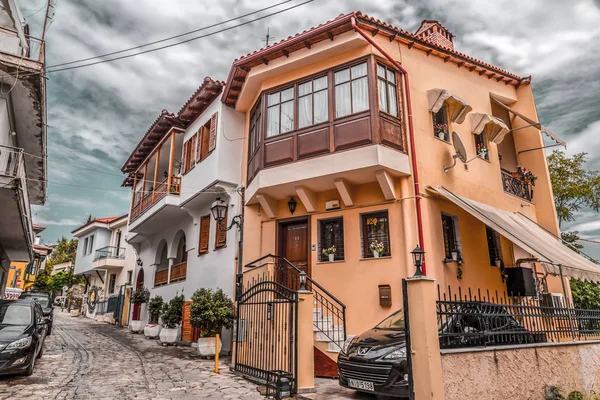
(441, 342), (600, 400)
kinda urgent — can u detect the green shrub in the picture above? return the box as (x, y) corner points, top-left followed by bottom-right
(161, 294), (185, 329)
(148, 296), (164, 324)
(131, 287), (150, 304)
(189, 288), (234, 338)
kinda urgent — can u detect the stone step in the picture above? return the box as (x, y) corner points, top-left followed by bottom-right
(316, 328), (345, 343)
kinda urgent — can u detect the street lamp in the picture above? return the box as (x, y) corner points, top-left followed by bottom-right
(299, 271), (307, 291)
(210, 197), (229, 223)
(410, 245), (425, 277)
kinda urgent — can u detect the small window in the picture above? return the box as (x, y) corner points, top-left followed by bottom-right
(318, 217), (344, 262)
(267, 87), (295, 137)
(88, 235), (94, 255)
(215, 210), (227, 249)
(198, 215), (211, 255)
(486, 226), (502, 266)
(200, 118), (212, 161)
(442, 214), (461, 260)
(298, 76), (329, 129)
(249, 99), (262, 155)
(432, 106), (449, 142)
(126, 271), (132, 285)
(475, 133), (489, 160)
(83, 238), (89, 255)
(377, 63), (398, 117)
(335, 62), (369, 118)
(108, 274), (116, 294)
(361, 211), (391, 258)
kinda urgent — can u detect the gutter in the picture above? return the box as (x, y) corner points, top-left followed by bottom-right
(351, 15), (428, 275)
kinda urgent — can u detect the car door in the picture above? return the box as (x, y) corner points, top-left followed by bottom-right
(33, 305), (44, 355)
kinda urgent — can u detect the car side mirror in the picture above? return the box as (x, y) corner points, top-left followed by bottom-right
(39, 317), (51, 325)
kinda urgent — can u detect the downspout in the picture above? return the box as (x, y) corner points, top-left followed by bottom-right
(350, 15), (427, 275)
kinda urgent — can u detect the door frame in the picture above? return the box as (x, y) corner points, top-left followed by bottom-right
(276, 216), (311, 278)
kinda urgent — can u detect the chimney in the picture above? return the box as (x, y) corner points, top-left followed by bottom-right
(415, 20), (455, 50)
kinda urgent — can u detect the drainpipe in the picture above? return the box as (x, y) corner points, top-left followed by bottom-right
(350, 15), (427, 275)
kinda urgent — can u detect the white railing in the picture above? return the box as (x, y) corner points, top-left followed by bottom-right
(0, 144), (22, 178)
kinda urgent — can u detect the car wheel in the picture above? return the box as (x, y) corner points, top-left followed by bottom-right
(37, 344), (43, 359)
(47, 323), (52, 335)
(23, 357), (35, 376)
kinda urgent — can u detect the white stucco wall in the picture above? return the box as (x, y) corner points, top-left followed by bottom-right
(73, 227), (111, 275)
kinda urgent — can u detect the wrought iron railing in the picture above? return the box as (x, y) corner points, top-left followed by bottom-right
(94, 246), (126, 261)
(436, 285), (600, 349)
(245, 254), (347, 348)
(501, 169), (532, 201)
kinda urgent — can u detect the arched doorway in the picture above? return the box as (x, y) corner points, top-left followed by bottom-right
(132, 268), (144, 320)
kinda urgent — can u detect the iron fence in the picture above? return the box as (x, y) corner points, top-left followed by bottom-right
(437, 285), (600, 349)
(95, 296), (120, 316)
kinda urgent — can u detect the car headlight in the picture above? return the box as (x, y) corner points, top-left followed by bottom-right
(341, 336), (356, 355)
(5, 337), (31, 350)
(382, 348), (406, 360)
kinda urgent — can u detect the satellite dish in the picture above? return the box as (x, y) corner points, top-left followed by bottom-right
(444, 132), (469, 172)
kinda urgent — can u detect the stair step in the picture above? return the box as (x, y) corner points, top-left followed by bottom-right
(316, 329), (345, 343)
(328, 340), (344, 352)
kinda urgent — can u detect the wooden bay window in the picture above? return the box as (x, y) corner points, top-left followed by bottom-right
(377, 63), (398, 117)
(334, 61), (369, 118)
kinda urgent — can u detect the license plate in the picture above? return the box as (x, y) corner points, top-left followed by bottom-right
(348, 378), (374, 391)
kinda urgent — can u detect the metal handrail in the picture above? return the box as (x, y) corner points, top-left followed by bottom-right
(94, 246), (126, 261)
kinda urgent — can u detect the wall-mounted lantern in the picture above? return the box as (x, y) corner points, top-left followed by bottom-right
(287, 197), (297, 214)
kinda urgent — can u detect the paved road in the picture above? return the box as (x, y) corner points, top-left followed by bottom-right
(0, 311), (263, 399)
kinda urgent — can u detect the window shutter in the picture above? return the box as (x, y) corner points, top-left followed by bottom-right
(190, 136), (197, 166)
(215, 209), (227, 248)
(208, 112), (218, 152)
(182, 140), (188, 173)
(198, 215), (210, 254)
(195, 129), (202, 163)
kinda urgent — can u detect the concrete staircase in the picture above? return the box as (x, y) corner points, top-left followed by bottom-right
(313, 306), (346, 354)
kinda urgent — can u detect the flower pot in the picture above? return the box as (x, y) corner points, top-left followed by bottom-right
(130, 320), (145, 333)
(70, 309), (80, 317)
(437, 131), (445, 140)
(198, 336), (223, 357)
(144, 323), (161, 339)
(159, 327), (181, 344)
(328, 254), (335, 262)
(451, 251), (459, 261)
(373, 251), (380, 258)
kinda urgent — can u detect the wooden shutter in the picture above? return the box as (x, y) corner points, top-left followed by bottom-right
(198, 215), (210, 254)
(190, 136), (197, 167)
(195, 129), (202, 163)
(208, 112), (218, 152)
(201, 125), (210, 161)
(215, 210), (227, 248)
(182, 140), (189, 173)
(181, 301), (193, 342)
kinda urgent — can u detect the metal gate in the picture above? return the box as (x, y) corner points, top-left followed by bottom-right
(235, 280), (298, 396)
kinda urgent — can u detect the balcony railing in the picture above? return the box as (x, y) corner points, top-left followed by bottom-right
(154, 269), (169, 286)
(0, 144), (23, 179)
(0, 27), (45, 63)
(130, 176), (181, 222)
(501, 169), (532, 202)
(170, 262), (187, 283)
(94, 246), (126, 261)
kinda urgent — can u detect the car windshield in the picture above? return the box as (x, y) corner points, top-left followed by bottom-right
(22, 295), (49, 308)
(0, 304), (31, 326)
(375, 310), (405, 330)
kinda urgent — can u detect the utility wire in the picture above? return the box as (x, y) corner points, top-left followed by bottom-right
(45, 0), (313, 73)
(47, 0), (293, 68)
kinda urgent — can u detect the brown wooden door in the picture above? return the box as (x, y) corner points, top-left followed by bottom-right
(281, 221), (309, 277)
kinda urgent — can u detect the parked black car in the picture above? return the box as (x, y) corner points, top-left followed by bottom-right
(19, 292), (53, 335)
(0, 299), (48, 376)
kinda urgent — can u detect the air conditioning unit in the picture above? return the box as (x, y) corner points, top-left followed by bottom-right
(325, 200), (340, 210)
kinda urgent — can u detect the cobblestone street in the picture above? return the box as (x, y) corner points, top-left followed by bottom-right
(0, 311), (263, 400)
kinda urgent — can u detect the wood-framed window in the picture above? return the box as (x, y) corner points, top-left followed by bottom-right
(318, 217), (344, 262)
(432, 105), (450, 142)
(249, 99), (262, 155)
(266, 87), (294, 137)
(361, 211), (391, 258)
(377, 63), (398, 117)
(442, 213), (461, 260)
(198, 215), (211, 255)
(215, 210), (227, 249)
(474, 132), (489, 160)
(486, 226), (502, 266)
(334, 61), (369, 118)
(298, 75), (328, 129)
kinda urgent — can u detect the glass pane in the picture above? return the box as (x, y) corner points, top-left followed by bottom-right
(335, 68), (350, 84)
(335, 82), (351, 118)
(314, 76), (328, 91)
(387, 68), (396, 83)
(281, 87), (294, 102)
(298, 95), (312, 128)
(388, 83), (398, 117)
(313, 90), (328, 124)
(267, 105), (280, 137)
(378, 78), (388, 113)
(351, 62), (367, 78)
(280, 101), (294, 132)
(377, 64), (386, 78)
(267, 92), (280, 106)
(298, 81), (312, 97)
(352, 77), (369, 113)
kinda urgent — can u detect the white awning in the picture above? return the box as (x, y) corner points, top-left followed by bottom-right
(469, 113), (510, 144)
(427, 89), (473, 124)
(491, 97), (566, 147)
(428, 186), (600, 282)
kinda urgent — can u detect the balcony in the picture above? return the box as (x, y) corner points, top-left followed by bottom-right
(130, 177), (181, 222)
(154, 261), (187, 287)
(92, 246), (126, 269)
(0, 145), (34, 262)
(501, 169), (533, 202)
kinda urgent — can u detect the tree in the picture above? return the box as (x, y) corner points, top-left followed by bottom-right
(34, 237), (80, 294)
(46, 237), (78, 269)
(547, 151), (600, 226)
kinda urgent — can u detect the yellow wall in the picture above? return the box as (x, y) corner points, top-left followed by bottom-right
(6, 262), (27, 290)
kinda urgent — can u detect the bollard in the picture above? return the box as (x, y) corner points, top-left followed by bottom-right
(214, 333), (220, 374)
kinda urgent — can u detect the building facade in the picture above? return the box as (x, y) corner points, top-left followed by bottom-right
(0, 0), (47, 296)
(121, 78), (244, 349)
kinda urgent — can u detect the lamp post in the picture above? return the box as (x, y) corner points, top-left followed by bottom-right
(410, 245), (425, 277)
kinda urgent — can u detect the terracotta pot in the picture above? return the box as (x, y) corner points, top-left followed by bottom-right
(198, 336), (222, 357)
(130, 320), (145, 333)
(159, 327), (181, 344)
(144, 324), (161, 338)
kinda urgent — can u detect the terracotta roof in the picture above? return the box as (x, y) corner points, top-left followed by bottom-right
(70, 214), (128, 234)
(222, 12), (530, 107)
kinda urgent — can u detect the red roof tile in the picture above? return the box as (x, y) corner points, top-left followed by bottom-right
(71, 214), (128, 234)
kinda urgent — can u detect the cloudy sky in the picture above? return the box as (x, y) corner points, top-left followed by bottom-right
(20, 0), (600, 257)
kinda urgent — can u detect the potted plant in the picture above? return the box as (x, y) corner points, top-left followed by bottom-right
(189, 288), (234, 357)
(159, 294), (184, 345)
(370, 241), (384, 258)
(434, 123), (448, 141)
(322, 246), (337, 262)
(476, 143), (488, 158)
(514, 166), (537, 199)
(130, 287), (150, 333)
(144, 296), (164, 339)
